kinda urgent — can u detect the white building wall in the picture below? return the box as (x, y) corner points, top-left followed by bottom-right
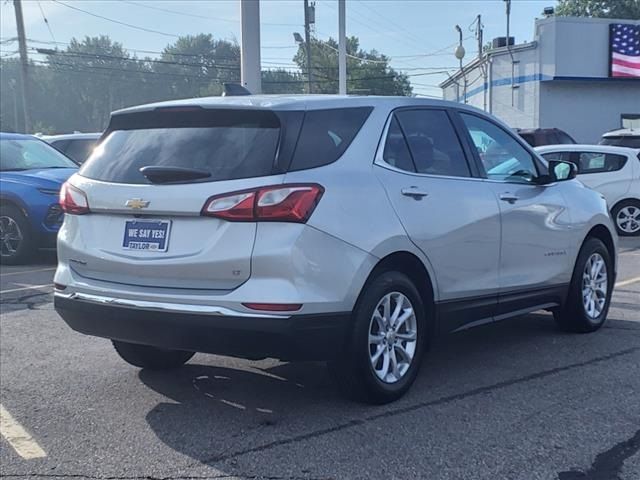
(539, 81), (640, 143)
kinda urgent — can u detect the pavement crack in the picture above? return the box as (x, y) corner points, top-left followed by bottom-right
(557, 428), (640, 480)
(197, 347), (639, 465)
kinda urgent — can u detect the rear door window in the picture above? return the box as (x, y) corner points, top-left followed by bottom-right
(576, 152), (628, 174)
(80, 109), (281, 184)
(288, 107), (372, 171)
(394, 109), (471, 177)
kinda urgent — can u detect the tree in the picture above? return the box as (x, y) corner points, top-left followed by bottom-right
(262, 69), (304, 94)
(157, 34), (240, 98)
(294, 36), (412, 96)
(555, 0), (640, 19)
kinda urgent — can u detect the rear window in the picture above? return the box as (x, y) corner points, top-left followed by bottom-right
(600, 136), (640, 148)
(288, 107), (372, 171)
(65, 139), (97, 164)
(80, 109), (281, 184)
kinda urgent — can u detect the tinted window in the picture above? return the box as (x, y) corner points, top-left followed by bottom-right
(65, 139), (97, 164)
(600, 136), (640, 148)
(541, 151), (571, 163)
(518, 133), (535, 147)
(576, 152), (627, 174)
(288, 107), (372, 171)
(462, 113), (538, 184)
(395, 110), (470, 177)
(81, 110), (280, 184)
(382, 117), (415, 172)
(0, 139), (77, 171)
(556, 131), (575, 144)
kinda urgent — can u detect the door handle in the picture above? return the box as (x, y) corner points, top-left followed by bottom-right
(401, 187), (429, 198)
(499, 193), (519, 203)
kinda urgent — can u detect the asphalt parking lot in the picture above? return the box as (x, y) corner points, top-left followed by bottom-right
(1, 240), (639, 480)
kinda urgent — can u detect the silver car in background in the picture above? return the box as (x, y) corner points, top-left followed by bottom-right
(54, 96), (617, 403)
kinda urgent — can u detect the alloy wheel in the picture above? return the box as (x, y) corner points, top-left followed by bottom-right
(0, 216), (23, 257)
(582, 253), (608, 319)
(616, 206), (640, 234)
(368, 292), (418, 384)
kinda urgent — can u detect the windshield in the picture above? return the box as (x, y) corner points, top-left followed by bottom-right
(0, 139), (78, 171)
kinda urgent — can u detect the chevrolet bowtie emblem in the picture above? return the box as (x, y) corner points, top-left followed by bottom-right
(125, 198), (150, 209)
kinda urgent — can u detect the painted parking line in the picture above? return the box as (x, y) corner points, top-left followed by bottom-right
(615, 276), (640, 288)
(0, 267), (56, 277)
(0, 404), (47, 459)
(0, 284), (52, 295)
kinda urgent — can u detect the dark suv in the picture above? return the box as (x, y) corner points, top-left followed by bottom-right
(516, 128), (576, 147)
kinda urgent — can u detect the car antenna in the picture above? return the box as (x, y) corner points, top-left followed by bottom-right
(223, 83), (252, 97)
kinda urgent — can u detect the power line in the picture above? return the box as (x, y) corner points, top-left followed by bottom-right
(51, 0), (181, 38)
(121, 0), (302, 28)
(36, 1), (57, 45)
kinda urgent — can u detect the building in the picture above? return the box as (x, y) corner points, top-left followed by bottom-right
(440, 16), (640, 143)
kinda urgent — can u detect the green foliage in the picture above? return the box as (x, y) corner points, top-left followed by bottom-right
(294, 36), (412, 95)
(555, 0), (640, 19)
(0, 33), (410, 134)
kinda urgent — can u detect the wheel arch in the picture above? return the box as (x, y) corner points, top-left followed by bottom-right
(356, 251), (437, 341)
(584, 224), (616, 275)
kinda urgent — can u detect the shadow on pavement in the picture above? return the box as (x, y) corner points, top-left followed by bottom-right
(137, 312), (639, 474)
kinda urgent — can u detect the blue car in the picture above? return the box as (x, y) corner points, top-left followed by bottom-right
(0, 133), (78, 264)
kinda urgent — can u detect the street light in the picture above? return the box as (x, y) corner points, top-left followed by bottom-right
(454, 25), (467, 104)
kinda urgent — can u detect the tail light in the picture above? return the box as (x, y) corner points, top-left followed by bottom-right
(202, 184), (324, 223)
(60, 182), (90, 215)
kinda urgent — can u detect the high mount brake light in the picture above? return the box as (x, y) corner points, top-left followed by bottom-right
(59, 182), (90, 215)
(202, 184), (324, 223)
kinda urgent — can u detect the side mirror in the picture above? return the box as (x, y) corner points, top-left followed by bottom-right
(548, 160), (578, 182)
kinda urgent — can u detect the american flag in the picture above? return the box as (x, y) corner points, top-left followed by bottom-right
(610, 23), (640, 78)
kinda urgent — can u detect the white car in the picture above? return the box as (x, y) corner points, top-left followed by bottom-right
(536, 144), (640, 236)
(600, 128), (640, 149)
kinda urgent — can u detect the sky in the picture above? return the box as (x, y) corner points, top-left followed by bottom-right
(0, 0), (558, 97)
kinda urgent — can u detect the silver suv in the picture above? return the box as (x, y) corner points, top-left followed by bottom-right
(54, 96), (617, 403)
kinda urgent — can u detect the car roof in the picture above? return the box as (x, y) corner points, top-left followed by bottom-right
(112, 94), (475, 116)
(40, 132), (102, 142)
(602, 128), (638, 138)
(0, 132), (36, 141)
(535, 144), (639, 155)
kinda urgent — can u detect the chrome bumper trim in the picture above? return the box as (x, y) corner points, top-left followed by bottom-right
(54, 291), (291, 319)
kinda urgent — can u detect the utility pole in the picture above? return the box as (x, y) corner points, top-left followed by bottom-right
(240, 0), (262, 93)
(476, 14), (483, 60)
(304, 0), (313, 93)
(13, 0), (31, 133)
(338, 0), (346, 95)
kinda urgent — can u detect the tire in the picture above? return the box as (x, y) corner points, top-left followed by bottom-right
(112, 341), (195, 370)
(554, 237), (613, 333)
(611, 199), (640, 237)
(329, 271), (428, 404)
(0, 205), (35, 265)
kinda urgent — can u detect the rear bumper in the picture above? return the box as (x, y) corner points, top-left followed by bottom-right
(54, 292), (351, 361)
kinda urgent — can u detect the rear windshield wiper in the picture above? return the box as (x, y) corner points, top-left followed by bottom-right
(139, 166), (212, 184)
